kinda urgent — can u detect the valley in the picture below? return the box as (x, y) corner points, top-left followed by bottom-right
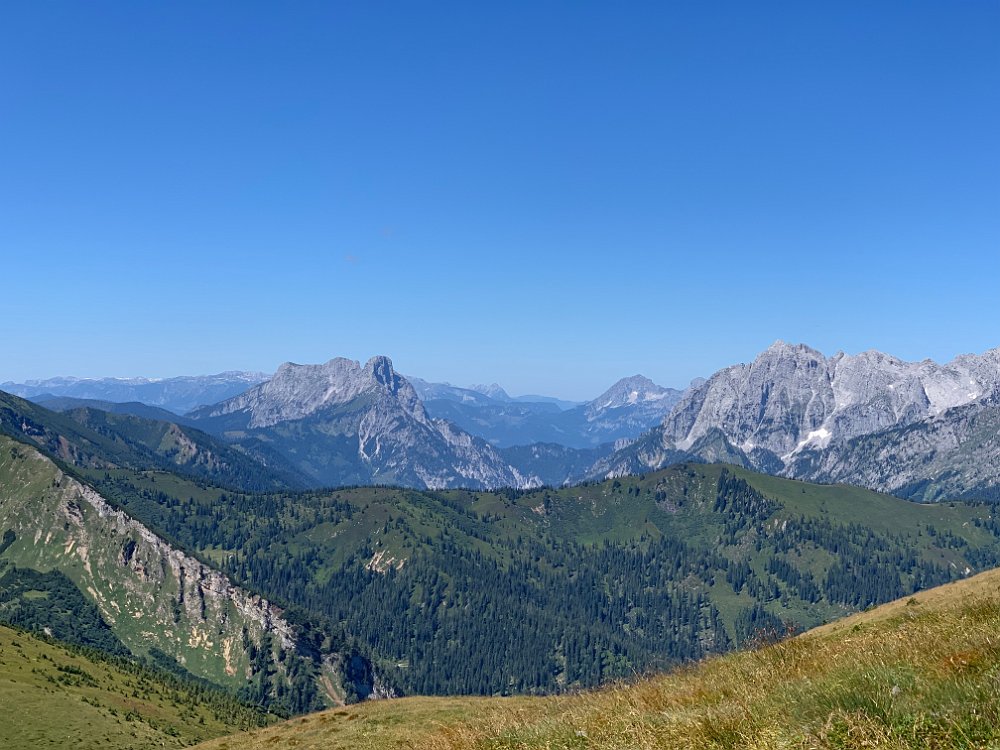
(3, 341), (1000, 747)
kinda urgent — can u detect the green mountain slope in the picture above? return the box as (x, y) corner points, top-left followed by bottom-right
(0, 435), (366, 715)
(0, 623), (271, 750)
(0, 390), (308, 491)
(192, 565), (1000, 750)
(79, 456), (1000, 698)
(31, 394), (196, 424)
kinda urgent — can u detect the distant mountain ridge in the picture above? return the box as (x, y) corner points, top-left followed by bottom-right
(0, 390), (308, 491)
(414, 374), (683, 450)
(13, 342), (1000, 499)
(408, 378), (582, 411)
(2, 371), (269, 414)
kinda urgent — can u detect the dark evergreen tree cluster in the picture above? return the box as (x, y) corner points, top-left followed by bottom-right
(0, 565), (130, 656)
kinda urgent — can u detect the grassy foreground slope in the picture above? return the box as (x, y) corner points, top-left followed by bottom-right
(196, 566), (1000, 750)
(0, 624), (270, 750)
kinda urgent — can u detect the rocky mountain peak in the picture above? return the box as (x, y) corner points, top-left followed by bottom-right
(591, 375), (669, 410)
(762, 339), (822, 357)
(200, 355), (414, 428)
(662, 342), (1000, 460)
(585, 375), (682, 423)
(364, 356), (399, 390)
(468, 383), (512, 401)
(754, 340), (826, 368)
(187, 355), (535, 489)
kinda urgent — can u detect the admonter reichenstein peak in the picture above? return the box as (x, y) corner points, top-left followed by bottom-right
(662, 340), (1000, 460)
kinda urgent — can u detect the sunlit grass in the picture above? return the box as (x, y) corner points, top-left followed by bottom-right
(196, 569), (1000, 750)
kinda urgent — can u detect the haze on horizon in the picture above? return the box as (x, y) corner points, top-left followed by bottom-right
(1, 2), (997, 400)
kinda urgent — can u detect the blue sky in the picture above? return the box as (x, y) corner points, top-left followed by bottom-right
(2, 2), (998, 399)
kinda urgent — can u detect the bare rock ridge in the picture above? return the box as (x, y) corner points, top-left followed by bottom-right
(199, 357), (398, 428)
(594, 341), (1000, 499)
(191, 356), (540, 490)
(663, 340), (1000, 458)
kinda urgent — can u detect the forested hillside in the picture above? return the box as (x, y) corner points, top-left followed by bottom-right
(76, 458), (1000, 697)
(0, 390), (307, 491)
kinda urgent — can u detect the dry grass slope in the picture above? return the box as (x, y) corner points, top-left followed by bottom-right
(196, 567), (1000, 750)
(0, 625), (264, 750)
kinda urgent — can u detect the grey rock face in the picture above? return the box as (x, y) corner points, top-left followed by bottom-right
(201, 358), (398, 428)
(788, 395), (1000, 500)
(193, 356), (539, 491)
(664, 341), (1000, 459)
(593, 341), (1000, 496)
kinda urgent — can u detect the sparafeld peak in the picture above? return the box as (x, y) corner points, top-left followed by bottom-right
(468, 383), (512, 401)
(586, 375), (682, 421)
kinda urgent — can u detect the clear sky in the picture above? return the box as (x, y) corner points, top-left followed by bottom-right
(2, 2), (998, 400)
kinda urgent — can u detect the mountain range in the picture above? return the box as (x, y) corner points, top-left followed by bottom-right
(595, 341), (1000, 501)
(4, 385), (998, 704)
(415, 374), (683, 449)
(6, 362), (681, 490)
(2, 372), (268, 414)
(6, 340), (1000, 501)
(4, 342), (1000, 747)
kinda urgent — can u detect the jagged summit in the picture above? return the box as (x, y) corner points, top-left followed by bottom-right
(590, 342), (1000, 493)
(365, 355), (403, 392)
(664, 342), (1000, 458)
(468, 383), (512, 401)
(196, 355), (417, 429)
(188, 355), (538, 490)
(588, 375), (676, 413)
